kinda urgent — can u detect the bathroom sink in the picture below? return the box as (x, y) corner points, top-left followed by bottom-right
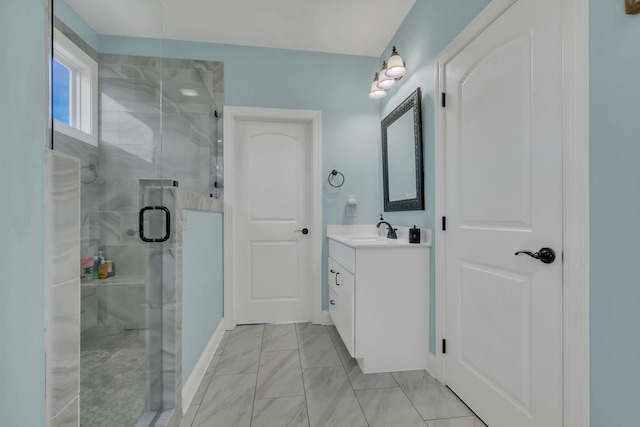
(327, 225), (431, 248)
(338, 236), (410, 246)
(344, 236), (382, 243)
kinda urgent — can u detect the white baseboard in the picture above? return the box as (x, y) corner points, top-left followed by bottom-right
(315, 310), (334, 325)
(426, 350), (443, 383)
(181, 319), (226, 415)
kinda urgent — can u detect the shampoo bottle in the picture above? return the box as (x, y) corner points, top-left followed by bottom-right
(98, 251), (108, 279)
(92, 255), (99, 281)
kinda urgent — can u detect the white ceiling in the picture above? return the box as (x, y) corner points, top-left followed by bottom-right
(64, 0), (416, 57)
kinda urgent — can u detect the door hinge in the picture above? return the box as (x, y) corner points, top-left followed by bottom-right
(442, 339), (447, 354)
(441, 92), (446, 108)
(442, 216), (447, 231)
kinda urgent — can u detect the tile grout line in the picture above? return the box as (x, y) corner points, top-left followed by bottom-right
(248, 326), (265, 427)
(395, 371), (431, 423)
(295, 326), (312, 427)
(352, 385), (371, 427)
(327, 325), (369, 427)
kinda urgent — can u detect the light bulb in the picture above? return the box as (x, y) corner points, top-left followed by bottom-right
(368, 73), (387, 99)
(369, 86), (387, 99)
(377, 62), (397, 90)
(377, 74), (396, 90)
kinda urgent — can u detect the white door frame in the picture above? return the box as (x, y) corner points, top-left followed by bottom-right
(223, 106), (323, 329)
(432, 0), (590, 426)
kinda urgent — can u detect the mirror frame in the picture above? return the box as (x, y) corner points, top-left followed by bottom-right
(381, 87), (424, 211)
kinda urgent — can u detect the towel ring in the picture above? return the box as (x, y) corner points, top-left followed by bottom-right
(328, 170), (345, 188)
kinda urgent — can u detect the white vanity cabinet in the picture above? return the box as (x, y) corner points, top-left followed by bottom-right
(327, 237), (430, 374)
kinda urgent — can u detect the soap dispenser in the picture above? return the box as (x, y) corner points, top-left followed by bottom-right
(409, 225), (421, 243)
(345, 195), (357, 217)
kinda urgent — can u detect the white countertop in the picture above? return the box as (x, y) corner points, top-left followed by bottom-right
(327, 224), (432, 248)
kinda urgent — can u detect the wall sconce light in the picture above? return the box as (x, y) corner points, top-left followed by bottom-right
(386, 46), (407, 78)
(368, 46), (406, 99)
(368, 72), (387, 99)
(377, 61), (397, 90)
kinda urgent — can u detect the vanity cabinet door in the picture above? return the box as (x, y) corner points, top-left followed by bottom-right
(328, 258), (340, 294)
(328, 287), (340, 329)
(328, 256), (355, 355)
(338, 268), (355, 357)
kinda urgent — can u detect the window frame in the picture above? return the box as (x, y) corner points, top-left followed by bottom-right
(52, 29), (98, 146)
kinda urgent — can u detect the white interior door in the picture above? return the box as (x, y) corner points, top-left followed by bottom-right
(443, 0), (563, 426)
(234, 119), (312, 324)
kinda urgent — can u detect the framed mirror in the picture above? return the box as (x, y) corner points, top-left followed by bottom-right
(381, 88), (424, 211)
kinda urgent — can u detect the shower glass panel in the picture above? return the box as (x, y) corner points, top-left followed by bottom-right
(52, 1), (223, 424)
(52, 0), (166, 425)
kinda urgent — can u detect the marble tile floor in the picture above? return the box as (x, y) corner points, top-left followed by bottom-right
(80, 328), (148, 427)
(181, 323), (487, 427)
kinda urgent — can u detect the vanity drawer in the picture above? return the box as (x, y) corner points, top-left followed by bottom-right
(328, 239), (355, 273)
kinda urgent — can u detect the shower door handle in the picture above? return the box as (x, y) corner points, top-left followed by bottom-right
(139, 206), (171, 243)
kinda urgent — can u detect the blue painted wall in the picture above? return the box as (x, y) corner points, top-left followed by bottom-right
(589, 1), (640, 426)
(99, 36), (382, 310)
(0, 0), (47, 425)
(182, 211), (224, 385)
(53, 0), (99, 50)
(377, 0), (492, 352)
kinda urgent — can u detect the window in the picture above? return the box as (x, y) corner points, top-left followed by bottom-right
(52, 59), (71, 125)
(52, 29), (98, 146)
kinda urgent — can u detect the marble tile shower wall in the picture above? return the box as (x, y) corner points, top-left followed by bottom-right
(98, 54), (223, 199)
(53, 132), (100, 259)
(46, 150), (81, 427)
(97, 53), (223, 258)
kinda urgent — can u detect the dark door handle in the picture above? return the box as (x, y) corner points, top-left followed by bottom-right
(139, 206), (171, 243)
(330, 300), (336, 305)
(295, 228), (309, 235)
(515, 247), (556, 264)
(335, 272), (340, 286)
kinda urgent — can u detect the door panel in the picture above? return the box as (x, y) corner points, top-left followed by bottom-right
(248, 135), (299, 221)
(460, 263), (532, 410)
(235, 120), (312, 323)
(249, 241), (299, 299)
(444, 0), (563, 426)
(459, 36), (532, 228)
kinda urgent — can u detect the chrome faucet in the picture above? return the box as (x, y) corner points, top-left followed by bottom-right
(376, 221), (397, 239)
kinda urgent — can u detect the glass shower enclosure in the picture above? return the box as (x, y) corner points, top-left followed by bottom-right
(51, 1), (223, 424)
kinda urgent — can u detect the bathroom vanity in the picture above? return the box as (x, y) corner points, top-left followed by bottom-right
(327, 225), (431, 374)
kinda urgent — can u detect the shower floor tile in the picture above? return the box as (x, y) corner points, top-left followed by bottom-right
(80, 329), (148, 427)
